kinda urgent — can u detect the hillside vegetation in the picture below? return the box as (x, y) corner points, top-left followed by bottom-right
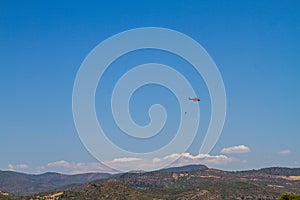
(0, 165), (299, 200)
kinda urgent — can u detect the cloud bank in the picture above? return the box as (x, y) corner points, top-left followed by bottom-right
(31, 152), (237, 174)
(221, 145), (251, 154)
(8, 164), (29, 171)
(6, 151), (247, 174)
(37, 160), (119, 174)
(278, 149), (291, 155)
(104, 152), (234, 172)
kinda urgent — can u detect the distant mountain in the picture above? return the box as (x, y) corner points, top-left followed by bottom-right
(254, 167), (300, 176)
(118, 166), (300, 199)
(25, 167), (300, 200)
(1, 165), (300, 199)
(0, 170), (112, 196)
(0, 164), (207, 196)
(161, 164), (208, 173)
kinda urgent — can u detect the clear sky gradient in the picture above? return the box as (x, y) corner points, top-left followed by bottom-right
(1, 0), (299, 173)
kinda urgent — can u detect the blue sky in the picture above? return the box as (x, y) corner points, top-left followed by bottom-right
(1, 0), (299, 173)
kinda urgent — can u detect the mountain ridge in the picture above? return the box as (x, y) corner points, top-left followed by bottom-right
(1, 164), (299, 199)
(0, 170), (112, 196)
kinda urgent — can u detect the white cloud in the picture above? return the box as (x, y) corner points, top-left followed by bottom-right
(221, 145), (251, 154)
(46, 160), (69, 168)
(104, 153), (234, 172)
(8, 164), (29, 171)
(110, 157), (142, 163)
(278, 149), (291, 155)
(38, 160), (119, 174)
(31, 152), (246, 174)
(170, 153), (234, 167)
